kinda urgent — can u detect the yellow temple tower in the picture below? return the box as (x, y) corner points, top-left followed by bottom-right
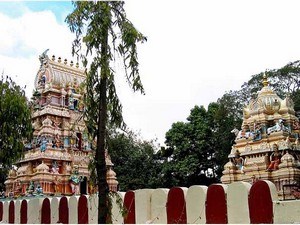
(5, 51), (118, 197)
(221, 74), (300, 200)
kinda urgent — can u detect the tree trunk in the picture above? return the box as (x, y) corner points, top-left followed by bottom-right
(96, 75), (108, 224)
(96, 10), (109, 223)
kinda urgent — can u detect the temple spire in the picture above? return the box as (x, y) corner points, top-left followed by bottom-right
(262, 71), (269, 87)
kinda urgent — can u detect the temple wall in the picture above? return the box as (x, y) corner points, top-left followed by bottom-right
(273, 200), (300, 223)
(1, 180), (300, 224)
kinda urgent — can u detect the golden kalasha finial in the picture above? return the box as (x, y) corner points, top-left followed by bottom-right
(70, 61), (74, 67)
(64, 59), (67, 65)
(52, 55), (55, 61)
(76, 62), (79, 68)
(58, 57), (61, 63)
(262, 71), (269, 87)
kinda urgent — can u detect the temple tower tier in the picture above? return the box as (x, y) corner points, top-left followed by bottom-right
(5, 51), (118, 197)
(221, 74), (300, 200)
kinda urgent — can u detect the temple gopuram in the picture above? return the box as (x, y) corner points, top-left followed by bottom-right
(221, 74), (300, 200)
(4, 50), (118, 197)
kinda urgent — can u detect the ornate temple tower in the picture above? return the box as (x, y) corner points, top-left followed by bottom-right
(5, 51), (118, 196)
(221, 74), (300, 200)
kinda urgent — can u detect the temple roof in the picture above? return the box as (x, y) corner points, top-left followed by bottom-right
(34, 51), (85, 90)
(243, 74), (295, 120)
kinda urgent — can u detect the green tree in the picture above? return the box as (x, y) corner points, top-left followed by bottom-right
(162, 106), (218, 187)
(66, 2), (146, 223)
(0, 75), (32, 190)
(107, 128), (160, 191)
(209, 94), (243, 177)
(161, 98), (242, 185)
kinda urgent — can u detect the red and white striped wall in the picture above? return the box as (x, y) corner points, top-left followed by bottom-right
(0, 180), (299, 224)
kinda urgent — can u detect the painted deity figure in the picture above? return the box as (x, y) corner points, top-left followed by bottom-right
(233, 150), (245, 173)
(231, 125), (252, 140)
(35, 184), (43, 196)
(8, 190), (14, 198)
(53, 176), (61, 194)
(69, 165), (83, 195)
(293, 120), (300, 139)
(70, 130), (79, 148)
(51, 161), (59, 174)
(14, 180), (22, 196)
(26, 181), (35, 196)
(69, 95), (74, 110)
(83, 132), (89, 150)
(267, 144), (281, 171)
(78, 101), (84, 112)
(252, 122), (262, 141)
(267, 119), (289, 135)
(40, 136), (47, 152)
(41, 74), (46, 84)
(293, 120), (300, 130)
(54, 134), (62, 148)
(38, 73), (47, 87)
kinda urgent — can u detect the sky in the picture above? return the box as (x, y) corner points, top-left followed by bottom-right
(1, 1), (300, 147)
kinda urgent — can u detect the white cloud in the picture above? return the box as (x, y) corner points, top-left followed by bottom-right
(2, 0), (300, 147)
(0, 8), (75, 96)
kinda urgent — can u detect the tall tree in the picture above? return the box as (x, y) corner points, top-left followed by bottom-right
(162, 105), (218, 187)
(0, 75), (32, 190)
(107, 128), (160, 191)
(210, 94), (243, 177)
(161, 102), (241, 186)
(66, 2), (146, 223)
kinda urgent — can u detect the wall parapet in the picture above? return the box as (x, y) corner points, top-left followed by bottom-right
(0, 180), (299, 224)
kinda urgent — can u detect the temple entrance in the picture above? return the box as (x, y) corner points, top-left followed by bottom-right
(80, 176), (87, 195)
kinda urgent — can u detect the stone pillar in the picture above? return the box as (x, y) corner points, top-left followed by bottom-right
(150, 188), (169, 224)
(227, 181), (251, 223)
(2, 201), (9, 223)
(68, 196), (79, 224)
(111, 192), (125, 224)
(88, 194), (98, 224)
(135, 189), (154, 224)
(50, 197), (59, 224)
(27, 198), (43, 223)
(15, 199), (21, 224)
(186, 185), (207, 224)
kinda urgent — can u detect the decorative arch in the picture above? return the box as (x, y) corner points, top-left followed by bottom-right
(123, 191), (135, 224)
(166, 187), (187, 224)
(80, 177), (87, 195)
(0, 201), (3, 222)
(78, 195), (88, 224)
(249, 180), (274, 224)
(206, 184), (228, 224)
(59, 197), (69, 224)
(8, 200), (15, 224)
(20, 200), (28, 224)
(41, 198), (51, 224)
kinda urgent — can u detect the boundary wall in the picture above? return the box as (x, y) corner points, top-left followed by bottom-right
(0, 180), (299, 224)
